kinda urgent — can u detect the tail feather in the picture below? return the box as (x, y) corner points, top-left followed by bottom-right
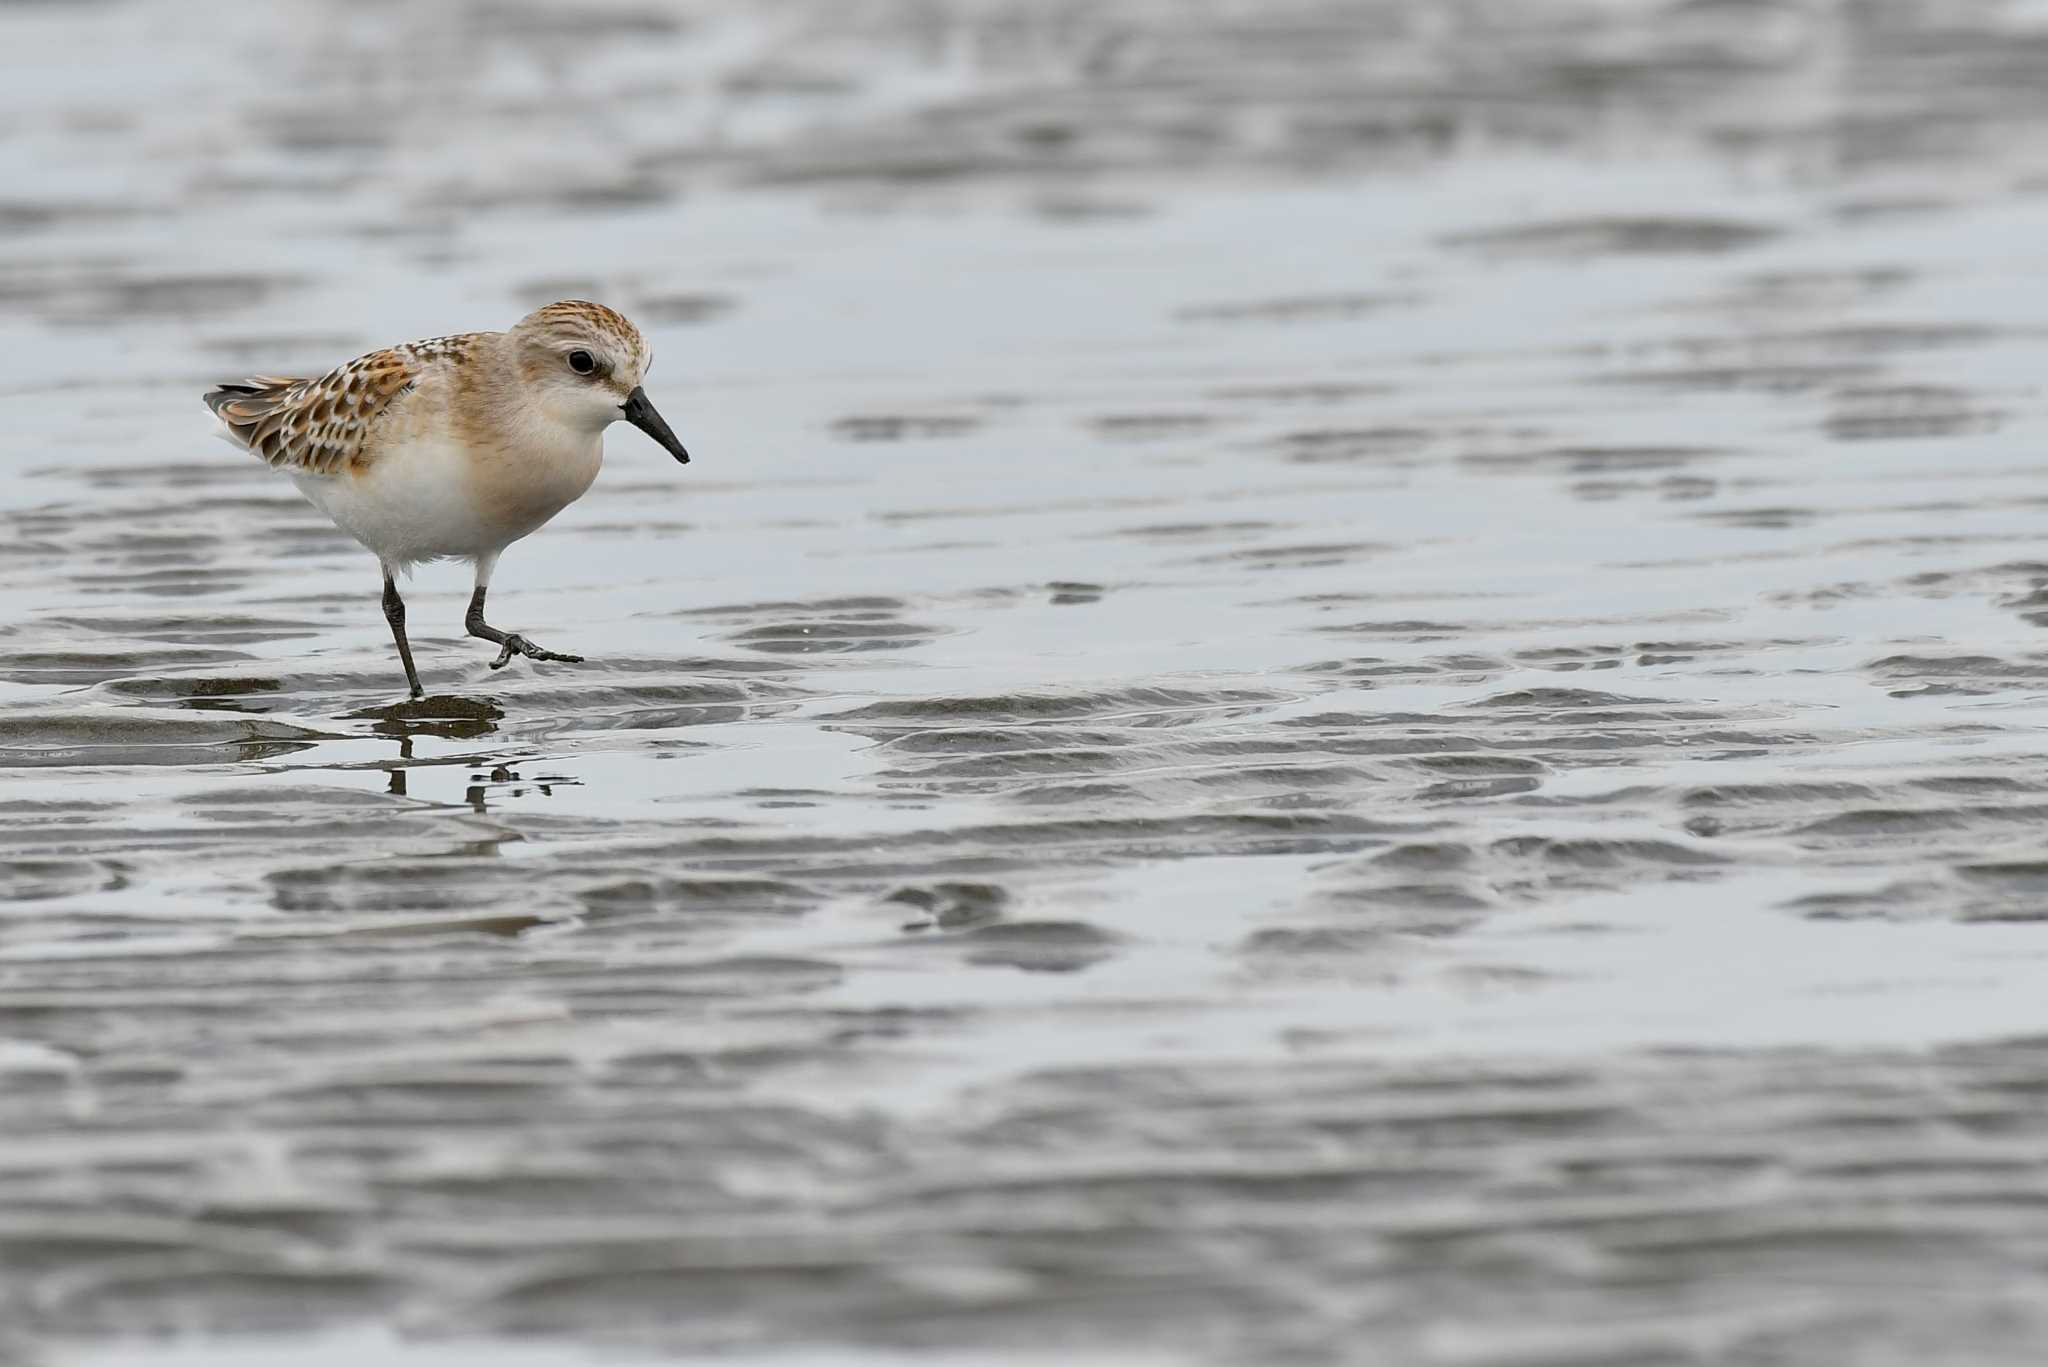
(204, 375), (307, 462)
(204, 375), (302, 417)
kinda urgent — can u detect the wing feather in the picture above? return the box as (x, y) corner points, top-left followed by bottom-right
(203, 334), (481, 476)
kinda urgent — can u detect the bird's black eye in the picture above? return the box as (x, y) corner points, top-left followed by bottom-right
(567, 350), (596, 375)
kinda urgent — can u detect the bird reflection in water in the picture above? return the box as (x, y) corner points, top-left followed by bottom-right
(351, 696), (507, 801)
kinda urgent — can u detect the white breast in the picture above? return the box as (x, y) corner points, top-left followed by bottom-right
(467, 428), (605, 547)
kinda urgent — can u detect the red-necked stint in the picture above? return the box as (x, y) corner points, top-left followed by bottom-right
(204, 300), (689, 699)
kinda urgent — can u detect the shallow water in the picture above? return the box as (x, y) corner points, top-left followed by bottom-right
(9, 1), (2048, 1362)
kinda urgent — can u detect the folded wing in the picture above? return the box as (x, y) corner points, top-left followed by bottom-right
(203, 340), (456, 477)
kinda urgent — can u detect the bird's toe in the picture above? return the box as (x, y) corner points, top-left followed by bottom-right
(484, 633), (581, 668)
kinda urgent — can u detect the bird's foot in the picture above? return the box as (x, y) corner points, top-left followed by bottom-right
(488, 634), (585, 669)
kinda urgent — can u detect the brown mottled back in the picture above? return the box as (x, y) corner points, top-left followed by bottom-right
(205, 333), (484, 476)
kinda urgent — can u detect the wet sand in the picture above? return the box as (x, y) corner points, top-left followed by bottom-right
(8, 1), (2048, 1362)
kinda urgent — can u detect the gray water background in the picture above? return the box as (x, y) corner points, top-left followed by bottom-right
(8, 0), (2048, 1361)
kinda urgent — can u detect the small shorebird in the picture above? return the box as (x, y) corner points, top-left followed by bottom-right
(204, 300), (689, 699)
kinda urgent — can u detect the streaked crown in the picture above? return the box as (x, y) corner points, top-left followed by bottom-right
(510, 299), (651, 389)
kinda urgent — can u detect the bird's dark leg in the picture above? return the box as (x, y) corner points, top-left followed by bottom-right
(465, 585), (583, 670)
(382, 574), (424, 699)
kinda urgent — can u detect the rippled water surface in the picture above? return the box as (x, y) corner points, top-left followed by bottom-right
(11, 1), (2048, 1362)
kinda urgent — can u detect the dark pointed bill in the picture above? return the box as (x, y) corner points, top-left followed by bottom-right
(619, 386), (689, 465)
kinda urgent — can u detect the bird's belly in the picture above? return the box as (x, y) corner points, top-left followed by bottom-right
(292, 434), (601, 568)
(291, 439), (494, 566)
